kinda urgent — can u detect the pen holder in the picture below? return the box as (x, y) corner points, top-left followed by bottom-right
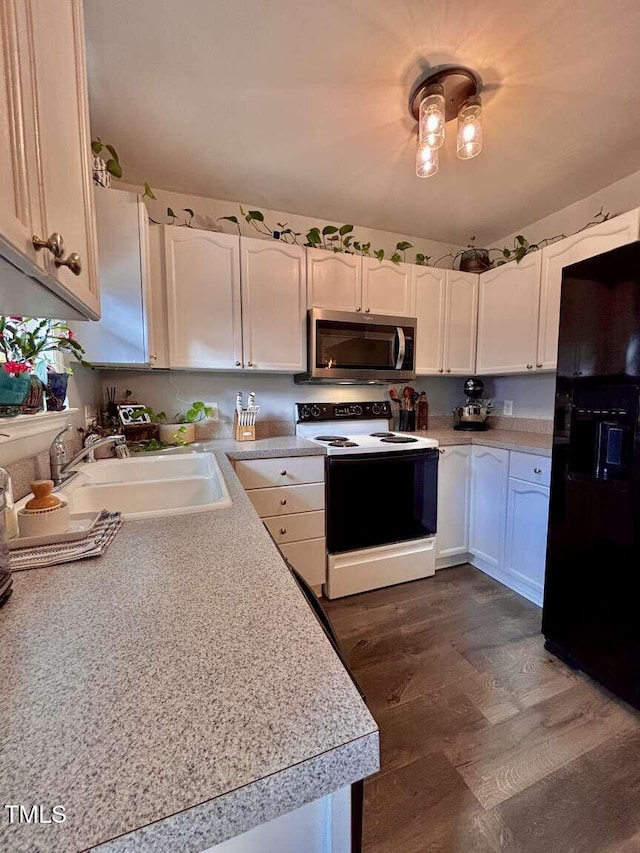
(398, 410), (415, 432)
(234, 412), (256, 442)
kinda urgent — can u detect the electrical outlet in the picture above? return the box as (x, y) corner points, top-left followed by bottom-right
(203, 402), (219, 421)
(84, 404), (97, 428)
(503, 400), (513, 416)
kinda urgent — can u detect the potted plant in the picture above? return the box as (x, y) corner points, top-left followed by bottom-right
(0, 317), (89, 415)
(132, 402), (214, 446)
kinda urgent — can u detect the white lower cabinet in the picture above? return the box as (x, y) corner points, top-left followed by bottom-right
(435, 445), (471, 568)
(504, 477), (549, 606)
(469, 446), (509, 570)
(236, 454), (326, 590)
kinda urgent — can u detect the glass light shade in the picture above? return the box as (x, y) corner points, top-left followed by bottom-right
(419, 86), (445, 150)
(415, 142), (438, 178)
(457, 96), (483, 160)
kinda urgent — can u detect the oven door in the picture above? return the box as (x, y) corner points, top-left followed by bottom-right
(305, 308), (416, 382)
(326, 449), (438, 554)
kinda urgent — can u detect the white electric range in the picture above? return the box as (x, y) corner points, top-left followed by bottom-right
(295, 401), (440, 598)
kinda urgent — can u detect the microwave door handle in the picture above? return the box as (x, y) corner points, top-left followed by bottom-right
(395, 326), (406, 369)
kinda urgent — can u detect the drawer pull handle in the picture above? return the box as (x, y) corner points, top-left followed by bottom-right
(280, 498), (287, 505)
(534, 467), (542, 474)
(55, 251), (82, 276)
(280, 528), (287, 535)
(526, 364), (533, 369)
(280, 469), (287, 476)
(536, 362), (543, 368)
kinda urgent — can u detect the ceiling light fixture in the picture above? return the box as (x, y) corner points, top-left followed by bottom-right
(409, 65), (483, 178)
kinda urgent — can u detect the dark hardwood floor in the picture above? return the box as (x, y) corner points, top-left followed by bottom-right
(324, 564), (640, 853)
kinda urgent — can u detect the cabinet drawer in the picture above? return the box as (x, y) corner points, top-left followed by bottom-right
(235, 456), (324, 489)
(248, 483), (325, 517)
(264, 511), (325, 544)
(280, 537), (326, 587)
(509, 451), (551, 486)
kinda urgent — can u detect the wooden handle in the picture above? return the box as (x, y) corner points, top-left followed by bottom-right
(26, 479), (61, 510)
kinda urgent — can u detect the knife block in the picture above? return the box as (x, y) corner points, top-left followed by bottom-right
(234, 413), (256, 442)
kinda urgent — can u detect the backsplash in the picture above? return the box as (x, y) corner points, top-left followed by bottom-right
(96, 370), (463, 431)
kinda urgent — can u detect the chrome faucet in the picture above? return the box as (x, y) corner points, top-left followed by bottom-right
(50, 429), (129, 486)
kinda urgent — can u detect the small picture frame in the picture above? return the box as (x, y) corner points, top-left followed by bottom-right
(117, 404), (150, 426)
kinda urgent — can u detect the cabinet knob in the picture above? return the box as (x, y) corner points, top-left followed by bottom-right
(247, 361), (253, 367)
(149, 354), (157, 361)
(32, 232), (65, 258)
(438, 448), (445, 454)
(235, 360), (242, 366)
(280, 469), (287, 476)
(526, 364), (533, 369)
(446, 368), (451, 373)
(280, 498), (287, 505)
(365, 307), (370, 313)
(280, 528), (287, 535)
(536, 363), (543, 368)
(438, 368), (444, 373)
(534, 467), (542, 474)
(55, 252), (82, 276)
(356, 306), (361, 312)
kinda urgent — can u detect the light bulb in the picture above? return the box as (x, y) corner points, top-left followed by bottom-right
(415, 142), (438, 178)
(419, 84), (445, 151)
(457, 96), (483, 160)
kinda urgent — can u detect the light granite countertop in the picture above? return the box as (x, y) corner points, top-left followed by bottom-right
(0, 442), (378, 853)
(407, 427), (553, 457)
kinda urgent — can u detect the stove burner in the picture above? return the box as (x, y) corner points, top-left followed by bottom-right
(380, 435), (418, 444)
(328, 440), (359, 447)
(315, 435), (348, 442)
(370, 432), (396, 438)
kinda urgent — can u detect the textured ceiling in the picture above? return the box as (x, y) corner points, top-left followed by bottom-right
(84, 0), (640, 244)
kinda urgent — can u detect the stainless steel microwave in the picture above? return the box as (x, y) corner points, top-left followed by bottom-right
(294, 308), (417, 384)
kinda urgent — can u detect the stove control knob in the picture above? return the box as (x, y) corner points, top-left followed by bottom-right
(371, 403), (381, 415)
(311, 406), (320, 418)
(299, 405), (310, 420)
(353, 405), (362, 416)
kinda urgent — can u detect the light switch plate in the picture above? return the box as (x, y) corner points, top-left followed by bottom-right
(503, 400), (513, 416)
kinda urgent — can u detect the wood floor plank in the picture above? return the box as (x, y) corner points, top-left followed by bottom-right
(445, 680), (636, 809)
(325, 564), (640, 852)
(495, 728), (640, 853)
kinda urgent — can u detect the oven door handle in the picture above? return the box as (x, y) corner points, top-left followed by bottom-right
(395, 326), (406, 370)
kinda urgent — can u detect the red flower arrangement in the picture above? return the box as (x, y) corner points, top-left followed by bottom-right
(2, 361), (31, 377)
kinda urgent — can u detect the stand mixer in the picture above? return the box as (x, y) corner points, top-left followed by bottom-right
(453, 377), (493, 431)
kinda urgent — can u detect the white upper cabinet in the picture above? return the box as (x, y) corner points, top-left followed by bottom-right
(306, 249), (361, 311)
(164, 227), (242, 370)
(476, 252), (542, 375)
(0, 0), (99, 319)
(0, 0), (42, 271)
(361, 258), (415, 317)
(240, 237), (306, 372)
(537, 209), (640, 370)
(77, 189), (153, 366)
(443, 271), (478, 375)
(415, 266), (446, 375)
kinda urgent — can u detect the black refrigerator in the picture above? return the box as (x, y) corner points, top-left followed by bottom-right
(543, 239), (640, 710)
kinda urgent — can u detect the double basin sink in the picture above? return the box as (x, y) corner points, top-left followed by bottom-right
(58, 452), (232, 519)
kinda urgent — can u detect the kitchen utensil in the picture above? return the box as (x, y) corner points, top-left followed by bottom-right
(453, 377), (493, 431)
(389, 388), (401, 408)
(403, 386), (415, 410)
(26, 479), (61, 511)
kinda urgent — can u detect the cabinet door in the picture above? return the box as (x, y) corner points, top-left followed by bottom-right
(240, 238), (306, 372)
(415, 266), (446, 374)
(538, 209), (640, 370)
(164, 227), (242, 369)
(0, 0), (42, 271)
(436, 445), (471, 564)
(78, 188), (150, 365)
(28, 0), (99, 318)
(306, 248), (361, 311)
(361, 258), (414, 316)
(443, 271), (478, 375)
(504, 477), (549, 605)
(469, 446), (509, 569)
(476, 252), (542, 374)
